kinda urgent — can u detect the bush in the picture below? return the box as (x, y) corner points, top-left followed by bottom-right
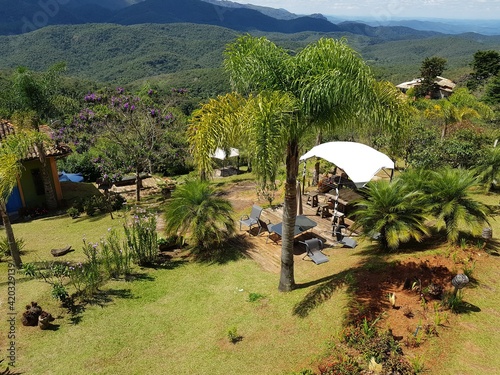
(124, 211), (158, 266)
(227, 326), (242, 344)
(67, 207), (80, 219)
(0, 236), (25, 257)
(100, 228), (131, 279)
(318, 353), (362, 375)
(163, 180), (235, 254)
(108, 192), (126, 211)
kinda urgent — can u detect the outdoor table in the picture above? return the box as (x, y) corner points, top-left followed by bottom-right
(267, 215), (317, 243)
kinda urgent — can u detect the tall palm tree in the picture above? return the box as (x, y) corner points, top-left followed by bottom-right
(189, 36), (409, 291)
(427, 167), (490, 243)
(354, 180), (430, 251)
(163, 180), (235, 252)
(0, 130), (40, 268)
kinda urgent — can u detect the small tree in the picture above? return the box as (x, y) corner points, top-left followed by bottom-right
(416, 56), (447, 98)
(62, 88), (178, 201)
(427, 167), (490, 243)
(484, 74), (500, 105)
(163, 180), (235, 253)
(467, 50), (500, 90)
(354, 179), (430, 251)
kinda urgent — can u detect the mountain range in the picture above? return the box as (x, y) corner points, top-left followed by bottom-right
(0, 0), (442, 39)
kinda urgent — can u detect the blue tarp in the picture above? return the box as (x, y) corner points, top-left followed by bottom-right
(58, 171), (84, 183)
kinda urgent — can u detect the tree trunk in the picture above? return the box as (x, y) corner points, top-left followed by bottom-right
(278, 140), (300, 292)
(441, 122), (448, 140)
(35, 142), (58, 210)
(135, 169), (141, 202)
(0, 201), (22, 268)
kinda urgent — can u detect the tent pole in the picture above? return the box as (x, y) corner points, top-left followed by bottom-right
(302, 161), (307, 194)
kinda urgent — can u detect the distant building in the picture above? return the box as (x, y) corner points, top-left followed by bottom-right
(396, 76), (456, 98)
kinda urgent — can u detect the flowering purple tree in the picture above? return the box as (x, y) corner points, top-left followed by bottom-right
(60, 87), (184, 201)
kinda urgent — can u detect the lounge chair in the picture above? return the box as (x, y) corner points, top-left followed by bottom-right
(301, 238), (329, 265)
(334, 225), (357, 248)
(239, 205), (263, 236)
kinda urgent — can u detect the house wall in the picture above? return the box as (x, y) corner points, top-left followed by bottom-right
(18, 158), (56, 209)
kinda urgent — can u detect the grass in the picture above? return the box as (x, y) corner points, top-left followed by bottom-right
(0, 211), (349, 375)
(1, 185), (499, 374)
(417, 192), (500, 374)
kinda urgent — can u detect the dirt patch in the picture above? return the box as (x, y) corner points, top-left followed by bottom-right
(219, 179), (259, 213)
(110, 176), (164, 201)
(348, 247), (485, 350)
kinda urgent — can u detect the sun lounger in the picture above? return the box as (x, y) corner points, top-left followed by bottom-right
(301, 238), (329, 265)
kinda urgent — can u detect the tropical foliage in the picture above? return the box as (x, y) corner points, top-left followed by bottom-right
(57, 87), (190, 200)
(354, 180), (430, 251)
(163, 180), (235, 253)
(475, 146), (500, 191)
(356, 167), (491, 249)
(426, 167), (490, 243)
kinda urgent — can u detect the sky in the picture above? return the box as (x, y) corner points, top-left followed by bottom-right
(238, 0), (500, 20)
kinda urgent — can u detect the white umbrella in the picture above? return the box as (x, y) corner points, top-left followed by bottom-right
(300, 142), (394, 188)
(212, 147), (239, 160)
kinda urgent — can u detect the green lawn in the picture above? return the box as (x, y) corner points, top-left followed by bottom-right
(1, 212), (352, 375)
(1, 190), (499, 374)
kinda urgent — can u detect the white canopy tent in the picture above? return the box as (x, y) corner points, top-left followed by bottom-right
(299, 141), (394, 188)
(211, 147), (239, 160)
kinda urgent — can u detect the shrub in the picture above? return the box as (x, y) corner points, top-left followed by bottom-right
(67, 207), (80, 219)
(318, 353), (362, 375)
(247, 292), (265, 302)
(100, 228), (131, 279)
(80, 240), (104, 297)
(124, 211), (158, 266)
(227, 326), (242, 344)
(108, 192), (126, 211)
(0, 236), (25, 257)
(163, 180), (235, 254)
(22, 263), (37, 278)
(384, 354), (415, 375)
(84, 196), (99, 216)
(51, 282), (69, 302)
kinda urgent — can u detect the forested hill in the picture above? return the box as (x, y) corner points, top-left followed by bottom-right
(0, 24), (238, 83)
(1, 23), (500, 86)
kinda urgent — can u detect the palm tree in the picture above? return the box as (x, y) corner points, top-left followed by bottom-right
(9, 64), (77, 210)
(424, 88), (494, 140)
(426, 167), (490, 243)
(474, 146), (500, 191)
(189, 36), (409, 291)
(353, 180), (430, 251)
(163, 180), (235, 253)
(0, 130), (40, 268)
